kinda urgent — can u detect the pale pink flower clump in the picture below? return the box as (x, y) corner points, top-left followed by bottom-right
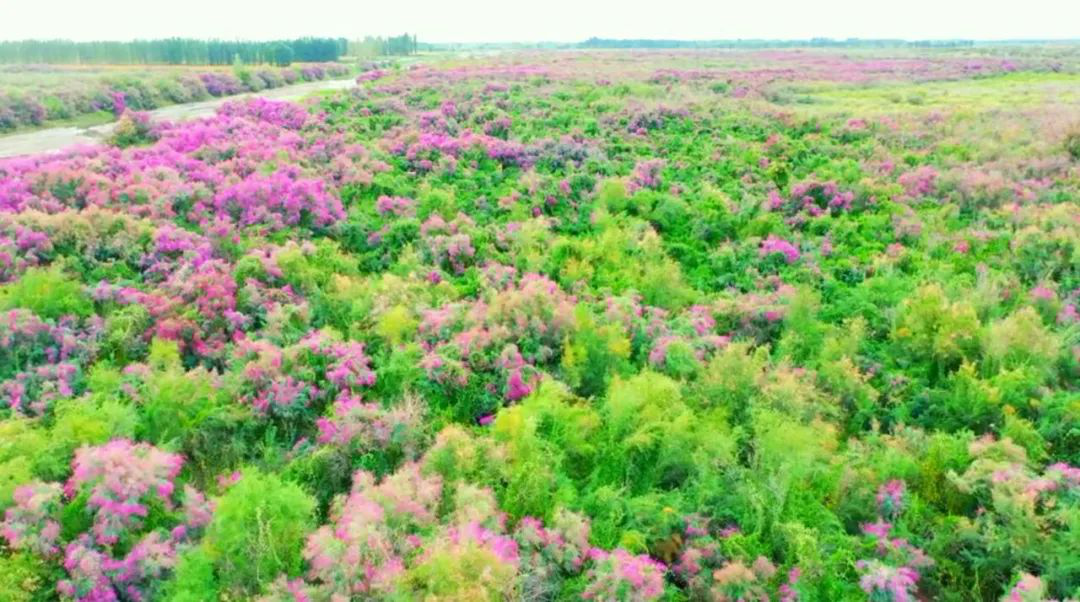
(66, 439), (184, 546)
(302, 465), (443, 597)
(760, 236), (801, 264)
(857, 560), (920, 602)
(876, 479), (906, 518)
(1, 481), (63, 556)
(583, 548), (666, 601)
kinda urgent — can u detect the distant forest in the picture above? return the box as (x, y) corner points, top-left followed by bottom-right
(0, 34), (419, 66)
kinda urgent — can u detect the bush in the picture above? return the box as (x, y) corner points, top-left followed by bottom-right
(106, 111), (157, 148)
(203, 469), (315, 594)
(892, 283), (981, 378)
(0, 552), (49, 602)
(163, 546), (219, 602)
(398, 536), (519, 601)
(0, 266), (92, 320)
(1065, 127), (1080, 160)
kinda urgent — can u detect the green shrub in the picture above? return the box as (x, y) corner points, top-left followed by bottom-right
(1065, 127), (1080, 160)
(597, 372), (734, 494)
(892, 283), (981, 377)
(203, 469), (315, 594)
(0, 266), (92, 319)
(560, 306), (632, 398)
(0, 553), (49, 602)
(984, 306), (1059, 376)
(697, 342), (768, 419)
(162, 546), (219, 602)
(397, 540), (518, 601)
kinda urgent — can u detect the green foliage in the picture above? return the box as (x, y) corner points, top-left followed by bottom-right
(984, 306), (1059, 376)
(375, 304), (417, 345)
(596, 372), (735, 494)
(162, 546), (219, 602)
(101, 305), (152, 364)
(270, 43), (294, 67)
(0, 394), (137, 507)
(398, 542), (517, 601)
(0, 266), (92, 319)
(106, 112), (156, 148)
(1065, 127), (1080, 160)
(698, 342), (768, 418)
(203, 469), (316, 594)
(136, 342), (223, 447)
(560, 306), (632, 398)
(892, 283), (981, 376)
(777, 287), (828, 364)
(0, 553), (50, 602)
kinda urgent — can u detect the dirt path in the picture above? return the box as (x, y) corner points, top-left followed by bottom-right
(0, 78), (356, 159)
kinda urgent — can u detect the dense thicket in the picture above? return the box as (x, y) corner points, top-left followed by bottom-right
(0, 37), (348, 65)
(0, 50), (1077, 601)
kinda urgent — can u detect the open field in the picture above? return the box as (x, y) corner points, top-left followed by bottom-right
(0, 48), (1077, 601)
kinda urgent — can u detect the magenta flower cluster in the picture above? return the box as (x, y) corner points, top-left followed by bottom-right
(759, 236), (801, 264)
(0, 309), (101, 415)
(1, 439), (213, 601)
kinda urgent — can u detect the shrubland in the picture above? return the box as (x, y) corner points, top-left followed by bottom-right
(0, 48), (1077, 601)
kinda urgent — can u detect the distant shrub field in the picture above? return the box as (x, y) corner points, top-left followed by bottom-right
(0, 62), (354, 132)
(0, 49), (1077, 601)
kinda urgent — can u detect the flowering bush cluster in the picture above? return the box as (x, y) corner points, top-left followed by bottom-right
(1, 48), (1078, 601)
(0, 63), (352, 132)
(2, 440), (212, 601)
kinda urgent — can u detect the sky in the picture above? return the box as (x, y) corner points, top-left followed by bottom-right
(0, 0), (1078, 43)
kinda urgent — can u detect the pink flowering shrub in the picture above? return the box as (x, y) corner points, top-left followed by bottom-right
(231, 331), (377, 418)
(513, 510), (592, 598)
(375, 195), (416, 218)
(398, 521), (520, 600)
(0, 222), (53, 283)
(759, 236), (801, 264)
(671, 516), (796, 601)
(302, 464), (442, 597)
(0, 309), (101, 415)
(767, 180), (857, 226)
(857, 560), (920, 602)
(58, 531), (178, 601)
(1, 482), (63, 556)
(1000, 573), (1051, 602)
(582, 548), (667, 601)
(855, 479), (933, 602)
(628, 159), (665, 193)
(417, 273), (575, 415)
(419, 213), (478, 274)
(876, 479), (905, 519)
(65, 439), (183, 546)
(897, 166), (939, 199)
(315, 393), (425, 458)
(0, 438), (211, 602)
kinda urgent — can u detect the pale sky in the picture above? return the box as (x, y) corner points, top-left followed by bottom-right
(1, 0), (1078, 43)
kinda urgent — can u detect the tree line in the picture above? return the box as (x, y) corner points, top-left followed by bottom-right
(0, 37), (349, 66)
(347, 34), (419, 58)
